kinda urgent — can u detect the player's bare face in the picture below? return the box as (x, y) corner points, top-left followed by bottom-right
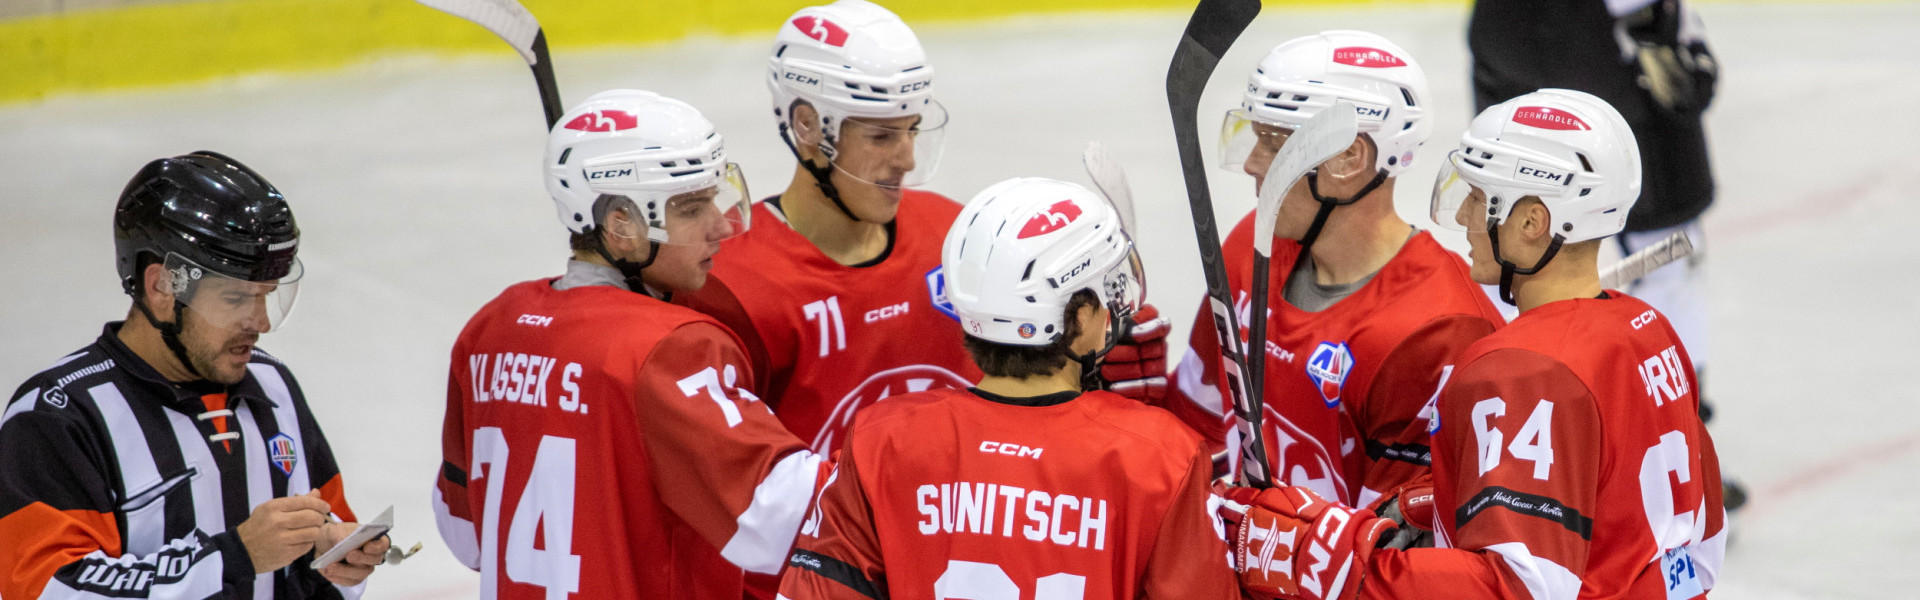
(830, 114), (922, 221)
(1244, 122), (1328, 241)
(640, 189), (731, 292)
(177, 278), (274, 384)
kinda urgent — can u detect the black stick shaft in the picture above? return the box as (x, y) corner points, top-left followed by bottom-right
(530, 30), (563, 128)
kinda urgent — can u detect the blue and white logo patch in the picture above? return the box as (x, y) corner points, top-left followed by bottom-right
(268, 433), (298, 476)
(927, 266), (958, 322)
(1304, 341), (1353, 407)
(1661, 545), (1704, 600)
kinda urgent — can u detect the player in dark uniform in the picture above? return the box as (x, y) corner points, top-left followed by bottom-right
(0, 151), (389, 599)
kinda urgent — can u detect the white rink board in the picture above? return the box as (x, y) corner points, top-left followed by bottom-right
(3, 2), (1917, 598)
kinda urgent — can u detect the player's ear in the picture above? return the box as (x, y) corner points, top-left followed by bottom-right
(791, 102), (825, 154)
(1070, 302), (1108, 356)
(1326, 135), (1374, 181)
(139, 261), (178, 320)
(1517, 198), (1553, 242)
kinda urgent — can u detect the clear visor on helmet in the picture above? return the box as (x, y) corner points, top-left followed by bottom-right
(613, 162), (752, 246)
(1429, 151), (1493, 233)
(1218, 108), (1295, 173)
(830, 100), (949, 189)
(164, 252), (302, 333)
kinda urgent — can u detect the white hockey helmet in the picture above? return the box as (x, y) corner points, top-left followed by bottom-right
(1430, 88), (1642, 244)
(943, 177), (1144, 347)
(1220, 30), (1432, 176)
(767, 0), (947, 188)
(545, 89), (750, 243)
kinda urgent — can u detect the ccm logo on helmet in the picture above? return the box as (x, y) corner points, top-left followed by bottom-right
(980, 441), (1043, 460)
(562, 110), (639, 133)
(1053, 257), (1094, 288)
(1516, 160), (1570, 184)
(1332, 46), (1406, 68)
(1351, 102), (1388, 120)
(1512, 106), (1591, 131)
(587, 165), (636, 182)
(791, 16), (849, 47)
(900, 80), (932, 93)
(784, 70), (822, 88)
(1017, 200), (1083, 239)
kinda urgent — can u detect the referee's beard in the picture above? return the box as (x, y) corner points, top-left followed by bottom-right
(177, 315), (261, 386)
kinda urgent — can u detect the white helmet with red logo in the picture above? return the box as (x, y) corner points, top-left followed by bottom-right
(766, 0), (947, 187)
(942, 177), (1144, 347)
(545, 89), (750, 243)
(1430, 88), (1642, 244)
(1220, 30), (1431, 175)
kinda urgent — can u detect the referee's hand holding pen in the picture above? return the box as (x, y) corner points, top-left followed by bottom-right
(236, 490), (333, 573)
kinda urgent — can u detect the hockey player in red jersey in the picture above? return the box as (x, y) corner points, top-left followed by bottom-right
(1155, 31), (1504, 508)
(780, 177), (1238, 600)
(1226, 89), (1727, 600)
(433, 90), (827, 600)
(677, 0), (981, 457)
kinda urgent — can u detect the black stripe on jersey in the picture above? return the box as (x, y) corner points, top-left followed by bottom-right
(124, 394), (200, 544)
(789, 549), (887, 600)
(1364, 440), (1432, 466)
(1455, 486), (1593, 540)
(243, 399), (289, 523)
(442, 461), (467, 485)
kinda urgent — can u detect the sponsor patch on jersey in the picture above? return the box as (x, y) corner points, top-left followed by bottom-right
(561, 109), (639, 133)
(1304, 341), (1352, 407)
(1511, 106), (1591, 131)
(1017, 199), (1083, 239)
(791, 16), (849, 47)
(1332, 46), (1406, 68)
(926, 266), (959, 322)
(1017, 323), (1037, 338)
(1662, 545), (1705, 600)
(268, 433), (298, 476)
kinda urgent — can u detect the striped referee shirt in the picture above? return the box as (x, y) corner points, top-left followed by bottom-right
(0, 322), (360, 599)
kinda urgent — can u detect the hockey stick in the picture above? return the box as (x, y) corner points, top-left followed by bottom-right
(1243, 103), (1359, 462)
(418, 0), (565, 128)
(1081, 142), (1139, 235)
(1600, 229), (1693, 290)
(1165, 0), (1269, 488)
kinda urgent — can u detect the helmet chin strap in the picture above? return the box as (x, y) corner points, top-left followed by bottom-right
(131, 295), (203, 380)
(593, 236), (665, 301)
(1072, 308), (1132, 392)
(1486, 217), (1566, 305)
(1296, 168), (1389, 252)
(778, 121), (893, 226)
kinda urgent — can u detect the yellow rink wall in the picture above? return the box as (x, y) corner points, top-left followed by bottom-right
(0, 0), (1455, 104)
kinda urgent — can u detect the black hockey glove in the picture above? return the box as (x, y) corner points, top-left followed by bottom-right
(1618, 0), (1719, 115)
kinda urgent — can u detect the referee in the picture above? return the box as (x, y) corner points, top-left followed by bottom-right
(0, 152), (389, 598)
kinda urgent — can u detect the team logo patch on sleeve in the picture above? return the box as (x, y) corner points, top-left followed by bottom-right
(1304, 341), (1353, 407)
(926, 266), (959, 322)
(268, 433), (299, 476)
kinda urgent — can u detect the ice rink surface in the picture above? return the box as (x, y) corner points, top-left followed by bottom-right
(3, 1), (1916, 597)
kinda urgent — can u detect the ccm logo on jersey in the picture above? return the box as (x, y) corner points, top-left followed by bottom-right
(865, 302), (909, 323)
(979, 441), (1043, 459)
(562, 110), (639, 132)
(1018, 200), (1083, 239)
(516, 314), (554, 327)
(1631, 310), (1659, 329)
(791, 16), (849, 47)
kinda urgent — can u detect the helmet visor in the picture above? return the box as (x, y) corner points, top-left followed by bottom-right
(831, 100), (949, 189)
(165, 252), (302, 333)
(629, 162), (752, 245)
(1218, 108), (1294, 173)
(1430, 151), (1492, 233)
(1103, 242), (1147, 320)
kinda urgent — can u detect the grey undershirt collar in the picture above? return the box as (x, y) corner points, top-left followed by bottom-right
(1282, 227), (1416, 313)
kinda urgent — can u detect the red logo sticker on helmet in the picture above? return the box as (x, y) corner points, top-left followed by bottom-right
(1512, 106), (1591, 131)
(1017, 200), (1083, 239)
(792, 16), (849, 47)
(562, 110), (639, 132)
(1332, 47), (1406, 68)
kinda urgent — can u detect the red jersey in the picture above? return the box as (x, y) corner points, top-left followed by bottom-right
(779, 388), (1239, 600)
(1165, 213), (1504, 506)
(677, 192), (984, 455)
(434, 279), (824, 599)
(1364, 293), (1727, 600)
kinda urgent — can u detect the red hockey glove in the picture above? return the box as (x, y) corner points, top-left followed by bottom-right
(1101, 304), (1168, 403)
(1221, 485), (1394, 600)
(1364, 474), (1435, 550)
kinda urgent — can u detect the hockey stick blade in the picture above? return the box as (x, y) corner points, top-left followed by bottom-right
(1082, 142), (1139, 236)
(1600, 229), (1693, 290)
(1253, 101), (1360, 257)
(418, 0), (565, 127)
(1165, 0), (1268, 488)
